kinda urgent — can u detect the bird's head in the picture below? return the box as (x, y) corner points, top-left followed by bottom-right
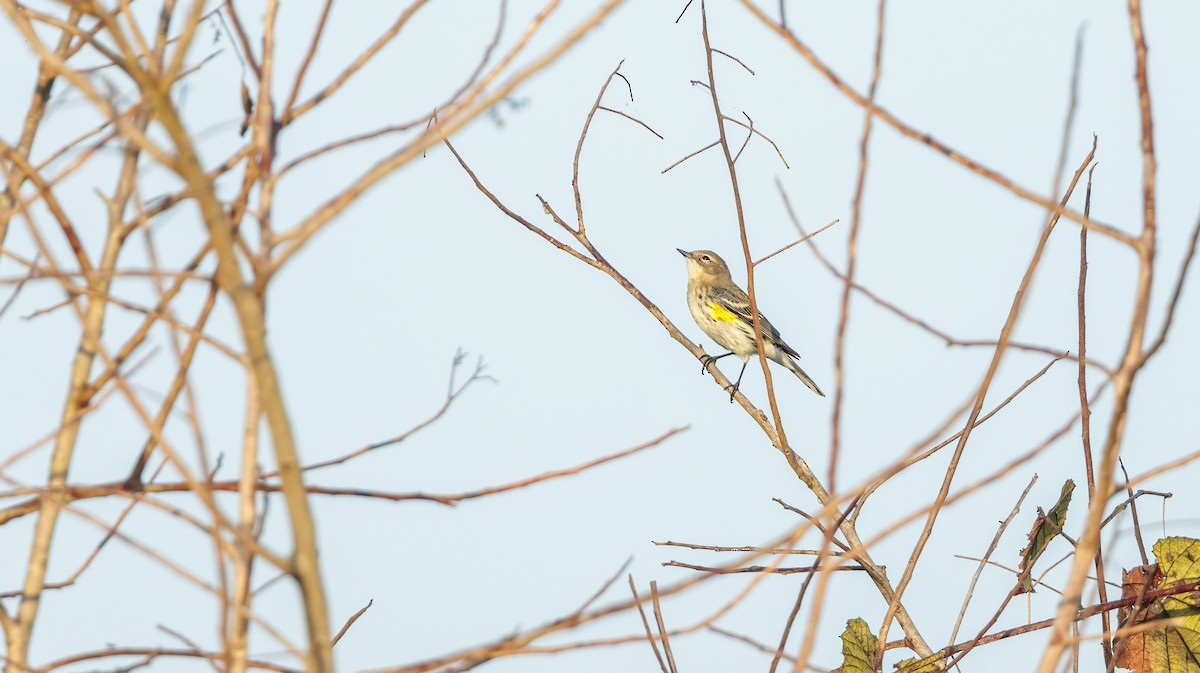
(677, 248), (733, 283)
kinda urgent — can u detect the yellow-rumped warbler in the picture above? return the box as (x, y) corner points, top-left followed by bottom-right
(678, 248), (825, 399)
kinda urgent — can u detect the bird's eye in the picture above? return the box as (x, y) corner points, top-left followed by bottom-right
(701, 255), (711, 262)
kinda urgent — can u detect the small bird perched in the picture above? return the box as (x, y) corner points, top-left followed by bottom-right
(677, 248), (824, 400)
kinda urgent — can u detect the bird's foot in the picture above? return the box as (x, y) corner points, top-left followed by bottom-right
(700, 351), (734, 375)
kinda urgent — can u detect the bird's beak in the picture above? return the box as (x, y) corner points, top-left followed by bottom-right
(676, 248), (691, 259)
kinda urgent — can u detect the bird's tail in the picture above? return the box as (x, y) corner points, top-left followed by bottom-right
(778, 355), (825, 397)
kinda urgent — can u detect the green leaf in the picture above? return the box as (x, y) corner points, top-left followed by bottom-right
(894, 656), (941, 673)
(1017, 479), (1075, 593)
(841, 617), (876, 673)
(1115, 537), (1200, 672)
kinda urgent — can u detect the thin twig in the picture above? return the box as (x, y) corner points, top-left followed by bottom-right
(753, 219), (839, 266)
(653, 540), (839, 555)
(573, 60), (628, 234)
(721, 114), (788, 168)
(712, 48), (754, 74)
(650, 581), (679, 673)
(330, 600), (373, 647)
(661, 140), (720, 174)
(0, 252), (39, 321)
(1142, 209), (1200, 362)
(735, 0), (1138, 248)
(947, 475), (1038, 647)
(894, 581), (1200, 673)
(598, 105), (664, 139)
(876, 141), (1096, 659)
(1035, 1), (1158, 667)
(1078, 156), (1113, 666)
(664, 561), (867, 574)
(770, 572), (816, 673)
(778, 183), (1113, 376)
(771, 499), (850, 553)
(628, 576), (669, 673)
(1098, 486), (1171, 531)
(1117, 460), (1150, 565)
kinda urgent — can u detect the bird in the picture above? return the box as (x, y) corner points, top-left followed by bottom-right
(677, 248), (824, 400)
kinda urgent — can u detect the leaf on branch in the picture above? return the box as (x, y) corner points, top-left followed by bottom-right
(1115, 536), (1200, 673)
(894, 656), (940, 673)
(840, 617), (876, 673)
(1017, 479), (1075, 594)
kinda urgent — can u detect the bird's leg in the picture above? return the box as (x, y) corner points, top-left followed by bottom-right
(700, 351), (735, 374)
(726, 361), (748, 402)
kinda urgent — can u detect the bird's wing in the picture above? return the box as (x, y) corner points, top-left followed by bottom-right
(708, 286), (795, 354)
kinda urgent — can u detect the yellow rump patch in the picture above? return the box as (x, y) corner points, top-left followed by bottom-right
(708, 303), (740, 323)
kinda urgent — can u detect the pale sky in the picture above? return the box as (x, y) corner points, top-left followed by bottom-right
(2, 1), (1198, 671)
